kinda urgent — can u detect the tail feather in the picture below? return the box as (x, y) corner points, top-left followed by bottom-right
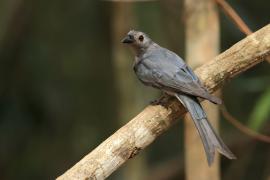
(176, 94), (236, 166)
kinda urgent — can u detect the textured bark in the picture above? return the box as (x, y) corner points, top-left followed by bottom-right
(184, 0), (220, 179)
(57, 24), (270, 180)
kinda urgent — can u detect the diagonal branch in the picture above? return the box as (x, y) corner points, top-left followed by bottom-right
(221, 105), (270, 143)
(214, 0), (252, 35)
(57, 24), (270, 180)
(214, 0), (270, 63)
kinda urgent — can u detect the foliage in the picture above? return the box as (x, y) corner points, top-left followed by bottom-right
(248, 87), (270, 130)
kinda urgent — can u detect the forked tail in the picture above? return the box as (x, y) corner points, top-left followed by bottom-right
(176, 94), (236, 165)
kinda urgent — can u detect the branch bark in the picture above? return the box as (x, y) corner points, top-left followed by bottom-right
(57, 24), (270, 180)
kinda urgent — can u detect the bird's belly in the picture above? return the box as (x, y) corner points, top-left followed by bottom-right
(134, 64), (160, 89)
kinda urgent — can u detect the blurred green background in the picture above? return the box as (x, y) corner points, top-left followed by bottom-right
(0, 0), (269, 179)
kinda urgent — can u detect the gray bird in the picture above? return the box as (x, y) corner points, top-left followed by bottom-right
(122, 30), (236, 166)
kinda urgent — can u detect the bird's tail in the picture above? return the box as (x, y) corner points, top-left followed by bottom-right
(176, 94), (236, 166)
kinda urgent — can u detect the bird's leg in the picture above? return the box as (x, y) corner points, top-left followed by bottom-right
(150, 92), (171, 106)
(150, 96), (163, 105)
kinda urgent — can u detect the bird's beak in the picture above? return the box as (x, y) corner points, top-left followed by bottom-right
(121, 35), (134, 44)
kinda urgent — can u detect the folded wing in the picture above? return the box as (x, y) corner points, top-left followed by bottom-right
(139, 50), (221, 104)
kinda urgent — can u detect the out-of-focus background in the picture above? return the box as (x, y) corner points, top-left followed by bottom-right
(0, 0), (269, 179)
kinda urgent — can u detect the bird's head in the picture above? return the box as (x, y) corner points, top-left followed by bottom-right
(122, 30), (153, 55)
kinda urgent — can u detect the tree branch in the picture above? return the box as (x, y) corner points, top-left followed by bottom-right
(214, 0), (270, 63)
(221, 105), (270, 143)
(57, 24), (270, 180)
(214, 0), (252, 35)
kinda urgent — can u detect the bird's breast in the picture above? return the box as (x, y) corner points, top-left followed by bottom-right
(134, 63), (148, 80)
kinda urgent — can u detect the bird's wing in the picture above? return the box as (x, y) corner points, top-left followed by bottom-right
(141, 49), (221, 104)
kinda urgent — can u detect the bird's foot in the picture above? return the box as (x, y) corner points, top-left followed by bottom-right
(150, 94), (171, 106)
(150, 98), (161, 105)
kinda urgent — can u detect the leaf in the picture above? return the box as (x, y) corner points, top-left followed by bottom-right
(248, 87), (270, 130)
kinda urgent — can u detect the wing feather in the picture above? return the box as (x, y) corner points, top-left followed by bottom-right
(137, 49), (221, 104)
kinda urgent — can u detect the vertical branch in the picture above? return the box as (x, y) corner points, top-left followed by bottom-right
(111, 2), (147, 179)
(184, 0), (220, 180)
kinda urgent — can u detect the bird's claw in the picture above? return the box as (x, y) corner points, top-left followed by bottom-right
(150, 99), (161, 105)
(150, 94), (171, 106)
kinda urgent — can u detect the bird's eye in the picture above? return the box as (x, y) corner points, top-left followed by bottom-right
(138, 35), (144, 42)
